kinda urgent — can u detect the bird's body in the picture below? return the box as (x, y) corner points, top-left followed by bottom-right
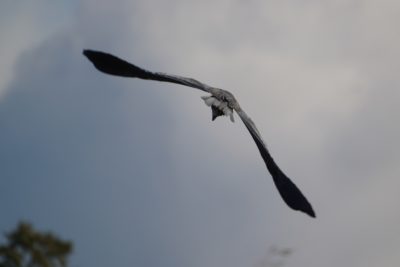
(201, 88), (238, 122)
(83, 49), (316, 218)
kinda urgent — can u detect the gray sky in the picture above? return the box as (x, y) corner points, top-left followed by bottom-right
(1, 1), (400, 266)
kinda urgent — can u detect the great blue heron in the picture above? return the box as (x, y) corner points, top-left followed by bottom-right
(83, 49), (316, 218)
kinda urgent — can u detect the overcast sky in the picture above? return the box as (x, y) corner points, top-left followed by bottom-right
(1, 1), (400, 267)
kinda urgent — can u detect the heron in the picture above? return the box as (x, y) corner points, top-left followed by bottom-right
(83, 49), (316, 218)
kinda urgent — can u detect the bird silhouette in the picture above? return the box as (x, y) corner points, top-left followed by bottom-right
(83, 49), (316, 218)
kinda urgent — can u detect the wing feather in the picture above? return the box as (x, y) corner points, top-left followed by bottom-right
(236, 109), (315, 217)
(83, 49), (212, 92)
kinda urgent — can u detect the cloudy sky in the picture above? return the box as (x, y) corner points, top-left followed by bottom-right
(1, 1), (400, 266)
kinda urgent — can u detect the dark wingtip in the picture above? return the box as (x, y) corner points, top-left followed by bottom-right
(82, 49), (104, 67)
(291, 188), (316, 218)
(265, 154), (316, 218)
(305, 206), (316, 218)
(310, 211), (316, 218)
(277, 178), (316, 218)
(83, 49), (130, 77)
(298, 193), (316, 218)
(289, 199), (316, 218)
(82, 49), (106, 65)
(282, 190), (315, 218)
(82, 49), (96, 60)
(268, 175), (316, 218)
(82, 49), (150, 78)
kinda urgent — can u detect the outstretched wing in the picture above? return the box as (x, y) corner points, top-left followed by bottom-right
(235, 108), (316, 217)
(83, 49), (212, 93)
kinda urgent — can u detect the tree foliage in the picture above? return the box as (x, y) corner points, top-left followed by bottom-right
(0, 222), (72, 267)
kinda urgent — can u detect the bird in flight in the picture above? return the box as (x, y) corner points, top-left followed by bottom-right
(83, 49), (316, 218)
